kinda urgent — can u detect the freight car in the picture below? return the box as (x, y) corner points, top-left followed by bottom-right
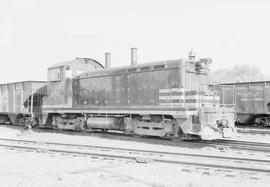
(0, 81), (46, 125)
(220, 81), (270, 127)
(41, 49), (236, 139)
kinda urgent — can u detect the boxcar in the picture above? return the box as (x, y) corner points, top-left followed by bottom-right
(220, 81), (270, 126)
(0, 81), (46, 125)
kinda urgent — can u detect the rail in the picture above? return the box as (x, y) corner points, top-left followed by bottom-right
(0, 138), (270, 174)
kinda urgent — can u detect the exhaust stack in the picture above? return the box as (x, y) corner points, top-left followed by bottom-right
(105, 52), (111, 68)
(131, 48), (137, 65)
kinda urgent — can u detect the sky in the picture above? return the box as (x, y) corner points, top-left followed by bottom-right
(0, 0), (270, 83)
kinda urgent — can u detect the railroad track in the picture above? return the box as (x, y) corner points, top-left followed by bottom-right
(33, 126), (270, 153)
(237, 126), (270, 135)
(1, 124), (270, 153)
(1, 138), (270, 174)
(202, 139), (270, 153)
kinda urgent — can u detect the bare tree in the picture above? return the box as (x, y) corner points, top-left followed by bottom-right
(210, 65), (268, 84)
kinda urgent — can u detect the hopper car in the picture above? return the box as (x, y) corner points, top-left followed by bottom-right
(220, 81), (270, 127)
(0, 81), (46, 125)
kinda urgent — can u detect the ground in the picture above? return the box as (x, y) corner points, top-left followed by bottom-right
(0, 126), (270, 187)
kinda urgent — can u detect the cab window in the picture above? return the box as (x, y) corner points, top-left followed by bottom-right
(48, 67), (61, 81)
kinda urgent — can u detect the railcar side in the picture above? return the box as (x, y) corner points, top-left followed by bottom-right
(0, 81), (46, 126)
(220, 81), (270, 127)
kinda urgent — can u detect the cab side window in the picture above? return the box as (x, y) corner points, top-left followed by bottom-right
(48, 67), (61, 81)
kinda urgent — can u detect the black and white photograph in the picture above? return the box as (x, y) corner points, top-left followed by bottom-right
(0, 0), (270, 186)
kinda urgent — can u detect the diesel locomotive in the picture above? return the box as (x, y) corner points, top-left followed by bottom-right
(0, 49), (236, 139)
(40, 49), (235, 139)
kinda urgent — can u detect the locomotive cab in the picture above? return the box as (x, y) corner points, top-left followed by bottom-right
(42, 58), (104, 127)
(44, 57), (104, 107)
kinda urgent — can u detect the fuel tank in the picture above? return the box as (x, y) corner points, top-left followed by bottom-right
(87, 117), (120, 130)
